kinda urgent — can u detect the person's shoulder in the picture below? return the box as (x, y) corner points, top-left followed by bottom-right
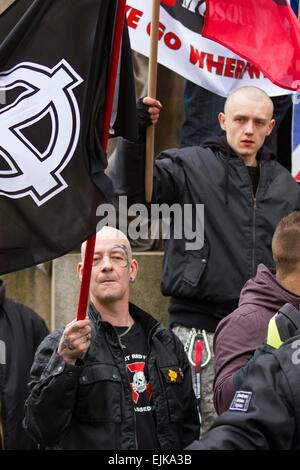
(153, 322), (178, 344)
(158, 325), (187, 356)
(156, 145), (211, 162)
(5, 297), (50, 333)
(4, 297), (44, 323)
(251, 331), (300, 385)
(5, 296), (34, 311)
(216, 303), (266, 330)
(270, 158), (300, 181)
(232, 303), (269, 320)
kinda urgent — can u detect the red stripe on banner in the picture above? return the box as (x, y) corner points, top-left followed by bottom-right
(160, 0), (176, 5)
(294, 171), (300, 182)
(203, 0), (300, 91)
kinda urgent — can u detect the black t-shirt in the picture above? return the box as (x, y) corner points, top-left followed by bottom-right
(247, 165), (260, 196)
(115, 321), (160, 450)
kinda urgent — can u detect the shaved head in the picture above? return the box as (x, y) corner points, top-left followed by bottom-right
(81, 226), (132, 262)
(272, 211), (300, 278)
(224, 86), (274, 119)
(78, 226), (138, 312)
(218, 86), (275, 165)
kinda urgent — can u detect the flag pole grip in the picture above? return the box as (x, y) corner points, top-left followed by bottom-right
(77, 0), (127, 320)
(145, 0), (160, 203)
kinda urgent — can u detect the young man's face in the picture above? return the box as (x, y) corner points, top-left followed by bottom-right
(218, 94), (275, 164)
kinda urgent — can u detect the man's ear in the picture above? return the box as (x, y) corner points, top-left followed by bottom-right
(77, 262), (83, 282)
(129, 259), (138, 282)
(218, 112), (226, 131)
(266, 118), (275, 136)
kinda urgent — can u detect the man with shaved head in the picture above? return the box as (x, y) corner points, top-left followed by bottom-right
(219, 87), (275, 166)
(23, 227), (199, 450)
(112, 85), (300, 435)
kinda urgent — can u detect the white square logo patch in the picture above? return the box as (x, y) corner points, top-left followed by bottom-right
(229, 391), (252, 412)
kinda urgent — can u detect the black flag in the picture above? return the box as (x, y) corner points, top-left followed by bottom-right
(0, 0), (137, 275)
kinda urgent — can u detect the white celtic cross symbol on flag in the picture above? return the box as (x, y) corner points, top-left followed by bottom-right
(0, 60), (83, 206)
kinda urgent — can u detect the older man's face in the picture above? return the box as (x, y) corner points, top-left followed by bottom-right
(88, 236), (133, 305)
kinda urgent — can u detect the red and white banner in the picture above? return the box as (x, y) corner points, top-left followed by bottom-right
(203, 0), (300, 92)
(126, 0), (291, 97)
(160, 0), (176, 5)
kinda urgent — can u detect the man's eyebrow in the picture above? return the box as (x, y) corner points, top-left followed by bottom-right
(233, 113), (267, 121)
(111, 244), (130, 266)
(232, 113), (247, 118)
(111, 244), (127, 253)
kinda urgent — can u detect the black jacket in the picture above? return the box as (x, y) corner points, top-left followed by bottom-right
(112, 136), (300, 331)
(186, 304), (300, 450)
(24, 303), (199, 450)
(0, 280), (49, 450)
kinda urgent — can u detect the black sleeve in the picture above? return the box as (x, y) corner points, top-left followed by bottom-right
(23, 333), (84, 447)
(111, 135), (186, 207)
(111, 136), (147, 205)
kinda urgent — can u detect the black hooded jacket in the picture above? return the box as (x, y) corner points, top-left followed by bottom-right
(0, 280), (48, 449)
(112, 135), (300, 331)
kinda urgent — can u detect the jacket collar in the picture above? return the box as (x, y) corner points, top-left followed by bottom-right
(202, 134), (276, 162)
(88, 301), (160, 337)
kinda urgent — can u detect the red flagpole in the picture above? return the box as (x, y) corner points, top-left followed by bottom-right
(77, 0), (127, 321)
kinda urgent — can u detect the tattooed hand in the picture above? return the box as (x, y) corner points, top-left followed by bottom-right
(58, 318), (91, 365)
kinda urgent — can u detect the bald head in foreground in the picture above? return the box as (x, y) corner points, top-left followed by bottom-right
(57, 226), (139, 365)
(78, 226), (138, 327)
(24, 226), (200, 450)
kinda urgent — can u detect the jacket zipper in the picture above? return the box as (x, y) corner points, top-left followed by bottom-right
(248, 161), (262, 277)
(252, 196), (257, 277)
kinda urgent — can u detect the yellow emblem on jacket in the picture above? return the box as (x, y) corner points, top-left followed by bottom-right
(168, 369), (178, 382)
